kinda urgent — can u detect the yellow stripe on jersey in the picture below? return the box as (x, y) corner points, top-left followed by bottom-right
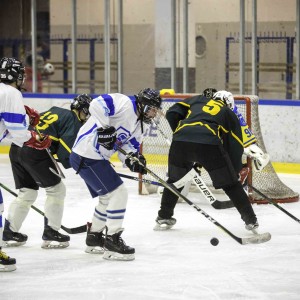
(174, 121), (217, 135)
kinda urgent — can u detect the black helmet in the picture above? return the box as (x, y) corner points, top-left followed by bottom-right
(0, 57), (25, 90)
(70, 94), (93, 116)
(203, 87), (217, 99)
(135, 88), (162, 124)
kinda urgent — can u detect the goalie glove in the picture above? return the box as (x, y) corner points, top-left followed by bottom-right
(24, 105), (40, 127)
(96, 126), (117, 150)
(244, 144), (270, 171)
(125, 152), (147, 175)
(24, 131), (52, 150)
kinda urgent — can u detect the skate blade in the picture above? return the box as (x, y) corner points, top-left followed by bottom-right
(153, 223), (174, 231)
(85, 246), (105, 254)
(0, 264), (16, 272)
(103, 251), (135, 261)
(3, 241), (26, 247)
(41, 241), (69, 249)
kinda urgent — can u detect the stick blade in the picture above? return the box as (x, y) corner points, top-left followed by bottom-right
(61, 224), (87, 234)
(241, 232), (271, 245)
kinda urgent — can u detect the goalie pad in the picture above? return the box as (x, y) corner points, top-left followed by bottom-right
(244, 144), (270, 171)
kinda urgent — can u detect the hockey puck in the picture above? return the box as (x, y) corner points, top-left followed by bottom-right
(210, 237), (219, 246)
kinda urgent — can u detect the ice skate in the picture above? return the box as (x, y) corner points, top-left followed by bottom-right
(153, 216), (176, 231)
(103, 229), (135, 261)
(2, 220), (28, 247)
(85, 222), (105, 254)
(0, 248), (16, 272)
(41, 225), (70, 249)
(245, 221), (259, 233)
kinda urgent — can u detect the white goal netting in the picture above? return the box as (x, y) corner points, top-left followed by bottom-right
(140, 94), (299, 204)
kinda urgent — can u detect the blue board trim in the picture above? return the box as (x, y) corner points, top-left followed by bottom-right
(22, 93), (300, 106)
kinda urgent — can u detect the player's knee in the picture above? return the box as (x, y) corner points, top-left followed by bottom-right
(17, 188), (38, 207)
(208, 166), (238, 189)
(45, 181), (66, 200)
(107, 184), (128, 208)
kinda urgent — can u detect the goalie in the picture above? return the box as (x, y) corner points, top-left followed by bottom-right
(212, 90), (270, 178)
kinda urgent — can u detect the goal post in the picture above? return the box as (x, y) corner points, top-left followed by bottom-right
(139, 94), (299, 204)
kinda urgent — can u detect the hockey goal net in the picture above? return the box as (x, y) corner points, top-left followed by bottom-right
(139, 94), (299, 204)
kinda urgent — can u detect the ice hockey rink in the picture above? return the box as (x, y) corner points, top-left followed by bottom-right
(1, 154), (300, 300)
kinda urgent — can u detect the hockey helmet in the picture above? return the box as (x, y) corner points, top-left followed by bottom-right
(202, 87), (217, 99)
(71, 93), (93, 117)
(135, 88), (162, 124)
(213, 90), (235, 110)
(0, 57), (25, 90)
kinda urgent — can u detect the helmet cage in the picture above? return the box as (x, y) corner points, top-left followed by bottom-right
(136, 88), (162, 124)
(203, 87), (217, 99)
(0, 57), (25, 89)
(70, 94), (93, 117)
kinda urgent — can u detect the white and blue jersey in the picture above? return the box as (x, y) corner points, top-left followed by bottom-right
(0, 82), (30, 247)
(0, 83), (31, 146)
(72, 93), (144, 163)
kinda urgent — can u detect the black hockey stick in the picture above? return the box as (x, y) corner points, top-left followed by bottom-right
(249, 184), (300, 224)
(0, 182), (87, 234)
(117, 146), (271, 245)
(35, 128), (66, 179)
(152, 120), (234, 209)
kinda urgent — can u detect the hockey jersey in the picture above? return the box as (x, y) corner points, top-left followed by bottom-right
(232, 105), (257, 147)
(0, 83), (31, 146)
(167, 94), (244, 147)
(72, 93), (144, 163)
(36, 106), (83, 169)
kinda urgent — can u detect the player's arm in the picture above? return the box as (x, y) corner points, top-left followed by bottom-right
(229, 97), (269, 171)
(3, 90), (32, 145)
(166, 102), (189, 131)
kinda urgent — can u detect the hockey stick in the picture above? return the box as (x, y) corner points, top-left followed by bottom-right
(118, 171), (197, 189)
(0, 182), (86, 234)
(118, 173), (162, 186)
(190, 166), (234, 209)
(117, 146), (271, 245)
(152, 120), (234, 209)
(35, 128), (66, 179)
(249, 184), (300, 224)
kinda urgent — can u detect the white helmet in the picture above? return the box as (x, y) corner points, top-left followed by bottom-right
(213, 90), (235, 110)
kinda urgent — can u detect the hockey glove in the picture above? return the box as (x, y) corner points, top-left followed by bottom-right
(24, 131), (52, 150)
(97, 126), (117, 150)
(24, 105), (40, 127)
(125, 152), (147, 175)
(244, 144), (270, 171)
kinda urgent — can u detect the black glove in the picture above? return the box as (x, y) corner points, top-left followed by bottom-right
(97, 126), (117, 150)
(125, 152), (147, 175)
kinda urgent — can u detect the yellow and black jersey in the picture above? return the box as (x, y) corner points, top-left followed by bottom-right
(166, 95), (244, 148)
(231, 106), (257, 147)
(36, 106), (83, 169)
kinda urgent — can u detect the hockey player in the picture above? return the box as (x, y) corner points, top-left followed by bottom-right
(154, 90), (260, 232)
(3, 94), (92, 249)
(213, 90), (270, 174)
(0, 57), (50, 271)
(69, 88), (162, 261)
(180, 88), (269, 197)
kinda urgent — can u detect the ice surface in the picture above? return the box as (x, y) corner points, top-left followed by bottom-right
(1, 154), (300, 300)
